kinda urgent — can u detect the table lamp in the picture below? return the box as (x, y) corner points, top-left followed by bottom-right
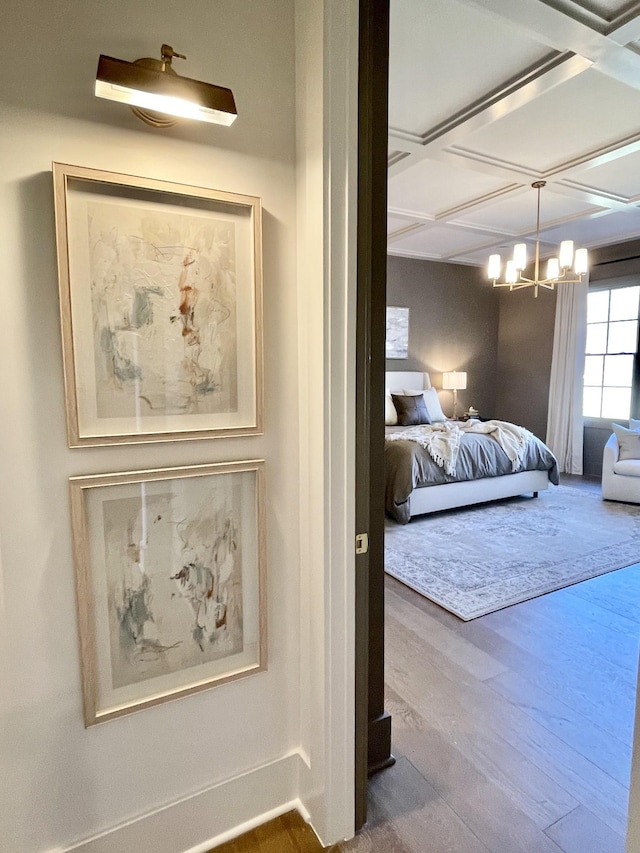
(442, 371), (467, 419)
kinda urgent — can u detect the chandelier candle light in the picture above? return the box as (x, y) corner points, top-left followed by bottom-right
(487, 181), (588, 297)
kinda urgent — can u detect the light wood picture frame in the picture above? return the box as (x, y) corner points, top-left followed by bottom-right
(70, 460), (267, 726)
(53, 163), (263, 446)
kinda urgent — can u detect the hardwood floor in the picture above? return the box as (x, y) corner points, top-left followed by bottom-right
(375, 564), (639, 853)
(216, 477), (640, 852)
(212, 811), (324, 852)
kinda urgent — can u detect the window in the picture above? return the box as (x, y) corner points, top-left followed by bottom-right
(583, 284), (640, 419)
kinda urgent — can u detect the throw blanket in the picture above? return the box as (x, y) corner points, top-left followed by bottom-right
(387, 419), (534, 476)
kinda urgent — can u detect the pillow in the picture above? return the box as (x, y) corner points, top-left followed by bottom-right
(391, 393), (431, 426)
(404, 387), (446, 423)
(385, 390), (398, 426)
(612, 423), (640, 461)
(630, 418), (640, 431)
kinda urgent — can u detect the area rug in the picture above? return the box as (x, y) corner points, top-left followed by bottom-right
(384, 485), (640, 620)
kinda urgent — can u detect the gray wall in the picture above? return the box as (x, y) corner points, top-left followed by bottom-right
(495, 288), (557, 439)
(386, 255), (555, 438)
(386, 256), (500, 419)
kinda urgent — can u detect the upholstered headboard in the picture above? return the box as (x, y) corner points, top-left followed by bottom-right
(385, 371), (431, 393)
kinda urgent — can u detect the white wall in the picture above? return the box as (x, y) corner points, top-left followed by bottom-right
(0, 1), (356, 850)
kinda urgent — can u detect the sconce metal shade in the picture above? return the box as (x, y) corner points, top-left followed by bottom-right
(95, 54), (237, 126)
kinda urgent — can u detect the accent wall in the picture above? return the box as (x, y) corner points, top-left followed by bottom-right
(386, 256), (500, 422)
(386, 255), (558, 440)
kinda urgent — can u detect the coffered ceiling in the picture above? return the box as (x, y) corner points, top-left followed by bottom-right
(387, 0), (640, 268)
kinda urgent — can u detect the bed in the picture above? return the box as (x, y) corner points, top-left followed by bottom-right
(385, 371), (559, 523)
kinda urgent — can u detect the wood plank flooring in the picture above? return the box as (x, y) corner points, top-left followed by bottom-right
(212, 810), (324, 852)
(215, 477), (640, 852)
(377, 565), (638, 853)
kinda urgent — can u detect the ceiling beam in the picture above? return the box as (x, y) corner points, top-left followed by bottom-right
(545, 180), (637, 213)
(388, 52), (590, 178)
(608, 13), (640, 46)
(387, 196), (604, 244)
(455, 0), (640, 91)
(386, 214), (524, 247)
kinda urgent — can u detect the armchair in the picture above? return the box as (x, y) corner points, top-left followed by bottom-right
(602, 432), (640, 503)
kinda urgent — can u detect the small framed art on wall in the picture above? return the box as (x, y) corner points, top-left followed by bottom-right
(53, 163), (263, 446)
(69, 460), (267, 726)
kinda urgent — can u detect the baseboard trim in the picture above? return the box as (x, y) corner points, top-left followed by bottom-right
(54, 752), (309, 853)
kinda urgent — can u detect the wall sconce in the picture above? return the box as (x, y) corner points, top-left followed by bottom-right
(95, 44), (237, 128)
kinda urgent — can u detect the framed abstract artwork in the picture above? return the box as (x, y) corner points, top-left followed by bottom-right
(386, 306), (409, 359)
(53, 163), (263, 446)
(70, 460), (267, 726)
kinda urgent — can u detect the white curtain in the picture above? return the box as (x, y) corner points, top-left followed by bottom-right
(546, 274), (588, 474)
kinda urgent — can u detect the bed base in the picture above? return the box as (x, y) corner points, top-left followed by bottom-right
(408, 469), (550, 519)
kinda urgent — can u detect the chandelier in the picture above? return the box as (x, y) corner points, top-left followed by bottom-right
(487, 181), (588, 297)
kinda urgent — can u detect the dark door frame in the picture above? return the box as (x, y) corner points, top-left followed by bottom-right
(355, 0), (393, 831)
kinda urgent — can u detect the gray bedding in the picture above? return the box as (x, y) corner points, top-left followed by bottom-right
(385, 424), (559, 524)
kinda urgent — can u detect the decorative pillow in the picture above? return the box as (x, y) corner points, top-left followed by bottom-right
(404, 387), (446, 423)
(612, 423), (640, 461)
(385, 390), (398, 426)
(391, 393), (431, 426)
(630, 418), (640, 431)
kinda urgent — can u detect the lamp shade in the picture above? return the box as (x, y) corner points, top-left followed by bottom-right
(574, 247), (588, 275)
(442, 371), (467, 391)
(546, 257), (560, 280)
(513, 243), (527, 271)
(559, 240), (574, 269)
(487, 254), (501, 280)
